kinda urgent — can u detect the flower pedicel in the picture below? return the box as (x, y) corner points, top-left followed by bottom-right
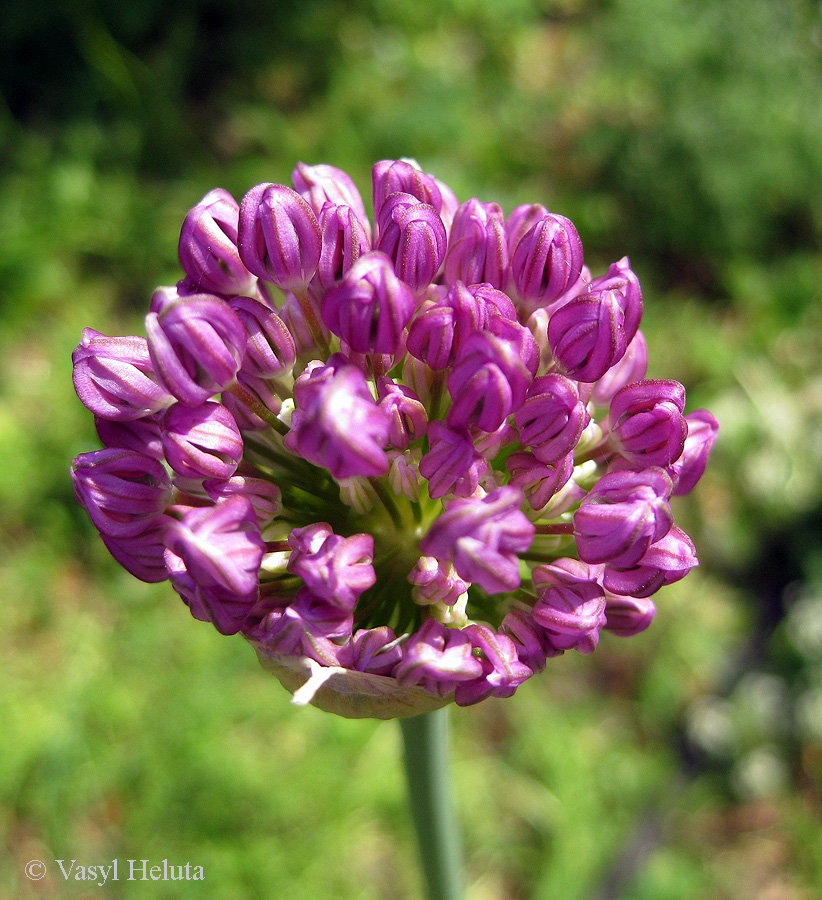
(71, 159), (718, 718)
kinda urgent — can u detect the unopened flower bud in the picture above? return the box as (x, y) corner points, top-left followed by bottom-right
(284, 354), (391, 479)
(510, 212), (584, 315)
(164, 495), (265, 633)
(670, 410), (719, 495)
(145, 289), (246, 406)
(72, 329), (175, 421)
(574, 468), (673, 568)
(443, 199), (508, 289)
(178, 188), (256, 296)
(532, 558), (607, 653)
(162, 400), (243, 480)
(71, 448), (172, 538)
(375, 193), (447, 293)
(321, 251), (416, 354)
(238, 182), (322, 291)
(420, 486), (535, 594)
(292, 162), (370, 238)
(609, 379), (687, 468)
(514, 373), (591, 464)
(316, 202), (372, 290)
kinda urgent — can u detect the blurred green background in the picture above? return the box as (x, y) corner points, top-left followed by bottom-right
(1, 0), (821, 897)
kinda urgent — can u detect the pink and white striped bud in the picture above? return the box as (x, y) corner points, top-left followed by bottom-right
(376, 376), (428, 450)
(292, 162), (370, 238)
(238, 183), (322, 291)
(321, 251), (416, 355)
(71, 448), (172, 538)
(514, 373), (591, 464)
(574, 468), (673, 569)
(284, 354), (391, 479)
(510, 212), (584, 315)
(419, 421), (489, 499)
(453, 624), (534, 705)
(532, 558), (607, 653)
(163, 495), (265, 634)
(72, 329), (175, 421)
(229, 296), (296, 378)
(178, 188), (256, 297)
(443, 199), (508, 289)
(408, 557), (469, 607)
(393, 618), (484, 698)
(315, 201), (372, 290)
(161, 400), (243, 480)
(375, 193), (447, 294)
(145, 289), (246, 407)
(609, 379), (688, 468)
(420, 486), (535, 594)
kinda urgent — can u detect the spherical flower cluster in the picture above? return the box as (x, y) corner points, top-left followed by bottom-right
(70, 159), (718, 718)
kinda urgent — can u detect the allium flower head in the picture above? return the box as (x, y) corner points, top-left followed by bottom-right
(71, 161), (716, 718)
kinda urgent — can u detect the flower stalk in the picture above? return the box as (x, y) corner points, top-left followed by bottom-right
(400, 708), (464, 900)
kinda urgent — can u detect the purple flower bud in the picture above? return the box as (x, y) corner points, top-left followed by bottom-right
(95, 414), (165, 460)
(372, 159), (443, 226)
(469, 282), (518, 322)
(514, 373), (591, 464)
(602, 593), (656, 637)
(286, 525), (376, 609)
(375, 193), (447, 293)
(72, 329), (175, 421)
(446, 322), (537, 432)
(321, 251), (416, 355)
(419, 421), (489, 499)
(387, 449), (422, 501)
(609, 379), (687, 468)
(408, 557), (469, 606)
(670, 410), (719, 495)
(574, 468), (673, 568)
(505, 203), (548, 255)
(145, 289), (246, 406)
(178, 188), (257, 297)
(281, 284), (330, 355)
(203, 475), (282, 528)
(71, 448), (172, 538)
(501, 605), (558, 672)
(591, 331), (648, 406)
(505, 450), (574, 510)
(376, 376), (428, 449)
(532, 558), (607, 653)
(256, 603), (348, 664)
(406, 283), (477, 370)
(548, 257), (642, 383)
(162, 400), (243, 480)
(100, 516), (171, 583)
(229, 296), (296, 378)
(393, 618), (484, 698)
(510, 212), (584, 314)
(164, 495), (265, 632)
(453, 624), (533, 705)
(339, 626), (403, 675)
(292, 162), (370, 238)
(602, 525), (698, 598)
(443, 199), (508, 289)
(221, 372), (283, 431)
(316, 202), (372, 290)
(286, 586), (355, 640)
(283, 354), (391, 479)
(420, 486), (535, 594)
(238, 183), (322, 291)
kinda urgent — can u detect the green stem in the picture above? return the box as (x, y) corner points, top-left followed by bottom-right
(400, 708), (464, 900)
